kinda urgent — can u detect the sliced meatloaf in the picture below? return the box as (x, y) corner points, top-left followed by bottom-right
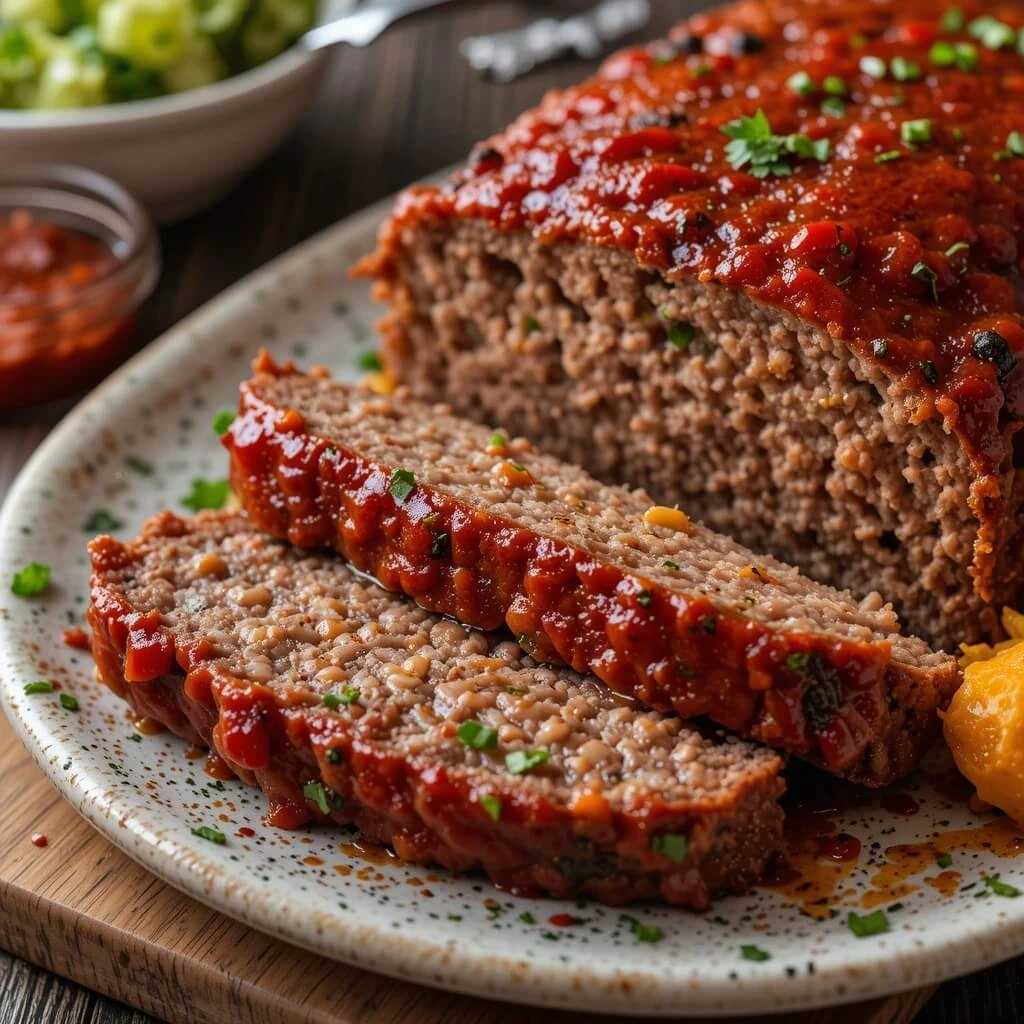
(224, 359), (959, 786)
(355, 0), (1024, 650)
(87, 511), (784, 909)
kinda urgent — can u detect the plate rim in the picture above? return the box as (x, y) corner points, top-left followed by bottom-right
(2, 188), (1024, 1018)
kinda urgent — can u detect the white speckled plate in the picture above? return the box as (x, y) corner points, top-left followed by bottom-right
(2, 192), (1024, 1018)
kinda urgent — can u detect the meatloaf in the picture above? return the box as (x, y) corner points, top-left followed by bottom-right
(87, 511), (784, 909)
(355, 0), (1024, 651)
(224, 359), (959, 786)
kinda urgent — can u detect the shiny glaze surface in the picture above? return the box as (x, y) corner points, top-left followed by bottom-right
(384, 0), (1024, 480)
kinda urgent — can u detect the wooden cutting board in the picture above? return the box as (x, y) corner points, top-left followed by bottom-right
(0, 712), (934, 1024)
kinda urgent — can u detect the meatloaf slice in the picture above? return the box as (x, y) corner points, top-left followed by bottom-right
(356, 0), (1024, 651)
(87, 511), (784, 909)
(224, 359), (959, 786)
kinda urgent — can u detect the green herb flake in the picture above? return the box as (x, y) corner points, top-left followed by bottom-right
(945, 241), (970, 257)
(890, 57), (921, 81)
(211, 410), (235, 436)
(901, 118), (932, 144)
(23, 681), (55, 695)
(954, 42), (978, 70)
(940, 6), (964, 32)
(911, 260), (939, 300)
(181, 479), (230, 512)
(637, 589), (653, 607)
(859, 55), (887, 78)
(919, 360), (939, 385)
(936, 853), (954, 868)
(11, 562), (51, 597)
(1007, 132), (1024, 157)
(668, 321), (696, 349)
(125, 455), (153, 476)
(303, 781), (343, 816)
(786, 70), (815, 96)
(357, 350), (383, 372)
(968, 15), (1016, 50)
(457, 720), (499, 750)
(650, 833), (689, 863)
(507, 686), (527, 696)
(59, 693), (79, 711)
(741, 944), (771, 962)
(522, 314), (541, 335)
(872, 339), (889, 358)
(985, 874), (1021, 898)
(930, 40), (957, 65)
(325, 748), (342, 765)
(847, 909), (890, 937)
(517, 632), (537, 657)
(488, 431), (507, 448)
(323, 687), (360, 709)
(662, 559), (680, 570)
(128, 733), (142, 742)
(389, 469), (416, 503)
(480, 794), (502, 822)
(430, 532), (451, 559)
(192, 825), (227, 845)
(83, 509), (124, 533)
(622, 915), (664, 943)
(822, 74), (846, 95)
(720, 108), (830, 178)
(505, 748), (550, 775)
(519, 911), (536, 924)
(786, 652), (811, 671)
(874, 150), (903, 164)
(820, 97), (846, 118)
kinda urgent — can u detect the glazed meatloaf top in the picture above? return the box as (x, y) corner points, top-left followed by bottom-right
(365, 0), (1024, 485)
(225, 359), (960, 784)
(87, 511), (784, 908)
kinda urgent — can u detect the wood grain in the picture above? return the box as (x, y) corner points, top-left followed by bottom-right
(0, 709), (934, 1024)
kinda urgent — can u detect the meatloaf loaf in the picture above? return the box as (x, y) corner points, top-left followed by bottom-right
(224, 359), (959, 786)
(356, 0), (1024, 650)
(87, 511), (784, 908)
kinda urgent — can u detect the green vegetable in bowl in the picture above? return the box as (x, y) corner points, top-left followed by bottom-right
(0, 0), (315, 108)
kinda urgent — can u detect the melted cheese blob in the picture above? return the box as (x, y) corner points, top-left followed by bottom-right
(944, 609), (1024, 825)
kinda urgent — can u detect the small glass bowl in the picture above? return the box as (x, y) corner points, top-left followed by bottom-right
(0, 163), (160, 412)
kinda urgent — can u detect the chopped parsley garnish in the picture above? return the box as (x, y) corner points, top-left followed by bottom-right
(11, 562), (51, 597)
(507, 686), (527, 696)
(720, 108), (830, 178)
(911, 260), (939, 300)
(823, 74), (846, 95)
(181, 479), (230, 511)
(1007, 132), (1024, 157)
(930, 40), (978, 69)
(488, 431), (507, 448)
(701, 616), (717, 634)
(662, 559), (680, 570)
(23, 681), (54, 695)
(430, 532), (451, 559)
(786, 70), (814, 96)
(940, 6), (964, 32)
(389, 469), (416, 503)
(325, 748), (342, 765)
(457, 720), (499, 750)
(303, 781), (343, 815)
(873, 339), (889, 358)
(507, 460), (528, 473)
(480, 794), (502, 822)
(59, 693), (79, 711)
(522, 315), (541, 335)
(83, 509), (124, 533)
(667, 321), (696, 349)
(786, 652), (811, 671)
(740, 944), (771, 962)
(212, 409), (235, 436)
(919, 360), (939, 385)
(622, 915), (663, 943)
(936, 853), (953, 869)
(967, 15), (1016, 50)
(945, 241), (970, 257)
(517, 632), (537, 656)
(519, 911), (536, 924)
(192, 825), (227, 845)
(505, 748), (550, 775)
(985, 874), (1021, 898)
(890, 57), (921, 81)
(637, 589), (653, 607)
(847, 909), (889, 937)
(820, 97), (846, 118)
(901, 118), (932, 145)
(125, 455), (153, 476)
(323, 687), (360, 709)
(357, 350), (383, 372)
(874, 150), (903, 164)
(859, 55), (887, 78)
(651, 833), (689, 863)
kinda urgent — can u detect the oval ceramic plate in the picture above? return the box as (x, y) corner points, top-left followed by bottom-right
(2, 193), (1023, 1018)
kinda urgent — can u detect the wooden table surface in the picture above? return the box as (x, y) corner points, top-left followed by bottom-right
(1, 1), (1022, 1021)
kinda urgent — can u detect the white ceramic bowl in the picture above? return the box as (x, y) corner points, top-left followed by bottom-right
(0, 49), (329, 222)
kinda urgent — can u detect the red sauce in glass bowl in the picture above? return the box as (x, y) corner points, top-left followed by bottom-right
(0, 209), (146, 411)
